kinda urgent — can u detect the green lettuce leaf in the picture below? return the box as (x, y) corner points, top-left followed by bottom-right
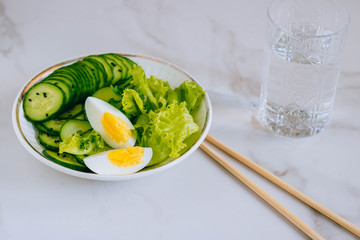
(147, 75), (171, 108)
(130, 66), (158, 110)
(175, 80), (205, 113)
(166, 88), (179, 105)
(114, 65), (206, 167)
(59, 130), (112, 155)
(135, 102), (200, 166)
(121, 89), (147, 118)
(130, 66), (179, 110)
(111, 78), (132, 94)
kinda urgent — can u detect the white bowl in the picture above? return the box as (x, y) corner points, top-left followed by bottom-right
(12, 54), (212, 181)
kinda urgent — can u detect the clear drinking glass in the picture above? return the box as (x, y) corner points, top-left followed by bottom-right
(258, 0), (350, 137)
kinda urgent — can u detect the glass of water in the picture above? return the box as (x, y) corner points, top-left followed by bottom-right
(258, 0), (350, 137)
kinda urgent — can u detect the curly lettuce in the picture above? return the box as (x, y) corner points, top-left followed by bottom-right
(175, 80), (205, 113)
(130, 66), (159, 109)
(109, 66), (206, 166)
(121, 89), (147, 118)
(135, 102), (200, 166)
(59, 130), (112, 155)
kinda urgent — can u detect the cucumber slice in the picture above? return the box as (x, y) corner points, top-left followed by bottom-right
(46, 74), (77, 99)
(59, 119), (92, 141)
(102, 55), (124, 85)
(108, 54), (136, 80)
(72, 63), (94, 99)
(81, 129), (93, 138)
(23, 54), (136, 123)
(125, 58), (137, 66)
(42, 79), (72, 106)
(57, 103), (83, 119)
(75, 154), (87, 165)
(85, 58), (107, 88)
(23, 82), (65, 121)
(105, 54), (138, 87)
(42, 150), (90, 172)
(74, 112), (87, 120)
(92, 87), (122, 103)
(122, 58), (137, 79)
(106, 54), (128, 79)
(51, 68), (81, 103)
(54, 66), (86, 103)
(72, 62), (93, 92)
(38, 132), (61, 151)
(110, 54), (137, 76)
(41, 119), (68, 135)
(77, 60), (101, 91)
(34, 122), (54, 135)
(86, 55), (113, 86)
(50, 70), (78, 90)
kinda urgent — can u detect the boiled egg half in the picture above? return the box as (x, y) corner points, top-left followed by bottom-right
(84, 147), (153, 175)
(85, 97), (136, 149)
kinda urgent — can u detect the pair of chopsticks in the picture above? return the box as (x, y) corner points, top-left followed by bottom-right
(200, 134), (360, 240)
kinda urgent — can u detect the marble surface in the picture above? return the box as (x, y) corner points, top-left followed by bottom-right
(1, 0), (360, 239)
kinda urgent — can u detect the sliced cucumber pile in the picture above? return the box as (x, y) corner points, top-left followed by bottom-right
(43, 150), (91, 172)
(32, 87), (122, 172)
(25, 53), (136, 172)
(40, 119), (68, 135)
(59, 119), (92, 141)
(92, 86), (122, 102)
(38, 132), (61, 151)
(35, 110), (94, 171)
(23, 54), (136, 122)
(57, 103), (83, 119)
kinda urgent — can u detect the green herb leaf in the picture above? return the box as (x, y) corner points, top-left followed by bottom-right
(59, 130), (112, 155)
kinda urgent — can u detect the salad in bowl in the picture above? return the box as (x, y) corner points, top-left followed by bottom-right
(12, 53), (212, 180)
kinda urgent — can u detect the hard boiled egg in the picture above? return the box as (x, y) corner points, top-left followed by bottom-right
(85, 97), (136, 149)
(84, 147), (153, 175)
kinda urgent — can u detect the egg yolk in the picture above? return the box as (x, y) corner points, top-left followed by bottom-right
(108, 147), (145, 168)
(102, 112), (132, 144)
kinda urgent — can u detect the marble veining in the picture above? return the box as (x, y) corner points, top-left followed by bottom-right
(0, 0), (21, 56)
(248, 151), (309, 192)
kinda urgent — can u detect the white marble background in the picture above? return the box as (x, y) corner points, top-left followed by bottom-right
(1, 0), (360, 239)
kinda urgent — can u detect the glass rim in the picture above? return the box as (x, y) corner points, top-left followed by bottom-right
(267, 0), (351, 39)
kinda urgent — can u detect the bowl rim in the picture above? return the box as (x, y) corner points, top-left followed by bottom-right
(12, 53), (213, 181)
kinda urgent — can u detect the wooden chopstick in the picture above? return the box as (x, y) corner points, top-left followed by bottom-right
(200, 142), (325, 240)
(205, 134), (360, 238)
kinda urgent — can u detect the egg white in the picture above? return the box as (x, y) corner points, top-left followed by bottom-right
(84, 148), (153, 175)
(85, 97), (136, 149)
